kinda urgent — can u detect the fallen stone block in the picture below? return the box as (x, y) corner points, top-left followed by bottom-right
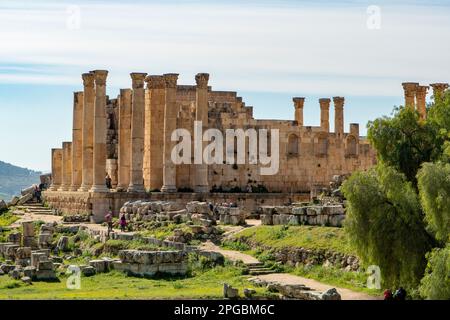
(260, 214), (273, 225)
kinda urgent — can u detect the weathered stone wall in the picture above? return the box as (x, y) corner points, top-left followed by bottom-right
(259, 204), (346, 227)
(113, 250), (188, 276)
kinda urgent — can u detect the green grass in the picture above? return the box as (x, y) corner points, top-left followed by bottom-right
(0, 211), (19, 227)
(0, 266), (267, 300)
(231, 225), (354, 255)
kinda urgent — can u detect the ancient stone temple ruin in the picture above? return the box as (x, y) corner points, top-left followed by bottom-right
(46, 70), (444, 222)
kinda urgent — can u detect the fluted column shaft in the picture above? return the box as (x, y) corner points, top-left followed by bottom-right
(145, 75), (166, 190)
(70, 91), (84, 191)
(416, 85), (428, 120)
(402, 82), (418, 110)
(293, 97), (305, 126)
(49, 148), (63, 191)
(194, 73), (210, 193)
(319, 98), (330, 132)
(59, 142), (72, 191)
(160, 73), (179, 193)
(333, 97), (344, 137)
(117, 89), (132, 191)
(89, 70), (109, 193)
(128, 72), (147, 192)
(78, 73), (95, 191)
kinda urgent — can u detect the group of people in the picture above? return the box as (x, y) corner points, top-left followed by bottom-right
(104, 209), (128, 235)
(383, 287), (407, 300)
(33, 183), (46, 203)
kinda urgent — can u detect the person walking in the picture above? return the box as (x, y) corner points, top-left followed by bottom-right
(119, 214), (127, 232)
(105, 210), (113, 236)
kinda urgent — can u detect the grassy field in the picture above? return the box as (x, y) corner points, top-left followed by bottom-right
(0, 265), (267, 300)
(228, 225), (354, 255)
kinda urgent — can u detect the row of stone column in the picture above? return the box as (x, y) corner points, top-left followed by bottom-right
(293, 97), (345, 136)
(50, 71), (211, 194)
(402, 82), (449, 120)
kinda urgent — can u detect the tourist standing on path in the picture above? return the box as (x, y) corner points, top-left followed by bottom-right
(119, 214), (127, 232)
(105, 210), (113, 236)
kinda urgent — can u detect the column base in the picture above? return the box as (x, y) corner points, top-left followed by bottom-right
(69, 185), (80, 192)
(89, 185), (110, 193)
(127, 184), (145, 193)
(115, 185), (128, 192)
(58, 185), (69, 192)
(161, 185), (177, 193)
(194, 185), (209, 193)
(48, 186), (59, 191)
(77, 185), (91, 192)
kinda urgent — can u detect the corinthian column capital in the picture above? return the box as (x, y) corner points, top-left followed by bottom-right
(82, 72), (94, 87)
(130, 72), (147, 89)
(145, 75), (166, 89)
(92, 70), (108, 86)
(163, 73), (179, 89)
(195, 73), (210, 89)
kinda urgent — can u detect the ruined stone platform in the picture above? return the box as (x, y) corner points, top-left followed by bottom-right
(43, 190), (309, 223)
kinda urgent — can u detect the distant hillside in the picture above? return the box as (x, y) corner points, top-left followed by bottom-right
(0, 160), (42, 201)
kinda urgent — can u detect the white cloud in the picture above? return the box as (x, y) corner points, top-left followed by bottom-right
(0, 1), (449, 96)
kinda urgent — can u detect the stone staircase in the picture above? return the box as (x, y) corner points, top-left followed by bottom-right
(16, 202), (55, 215)
(247, 262), (275, 275)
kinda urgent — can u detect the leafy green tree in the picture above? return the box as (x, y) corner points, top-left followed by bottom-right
(367, 107), (439, 185)
(342, 164), (433, 289)
(417, 162), (450, 243)
(419, 245), (450, 300)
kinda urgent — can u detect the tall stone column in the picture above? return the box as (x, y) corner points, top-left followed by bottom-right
(160, 73), (179, 193)
(145, 75), (166, 190)
(333, 96), (345, 137)
(402, 82), (418, 110)
(89, 70), (109, 193)
(415, 85), (429, 120)
(128, 72), (147, 192)
(117, 89), (132, 191)
(319, 98), (330, 132)
(49, 148), (63, 191)
(78, 73), (95, 192)
(58, 142), (72, 191)
(293, 97), (305, 126)
(430, 83), (449, 102)
(70, 91), (84, 191)
(194, 73), (210, 193)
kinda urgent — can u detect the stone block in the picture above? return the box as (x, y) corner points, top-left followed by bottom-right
(260, 214), (273, 225)
(81, 266), (96, 277)
(22, 221), (35, 237)
(38, 260), (54, 271)
(35, 269), (57, 281)
(24, 266), (36, 278)
(291, 207), (306, 215)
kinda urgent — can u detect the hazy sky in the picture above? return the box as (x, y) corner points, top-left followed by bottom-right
(1, 0), (449, 172)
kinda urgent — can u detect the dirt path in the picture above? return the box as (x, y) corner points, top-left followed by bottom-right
(11, 212), (63, 228)
(251, 273), (379, 300)
(200, 241), (260, 265)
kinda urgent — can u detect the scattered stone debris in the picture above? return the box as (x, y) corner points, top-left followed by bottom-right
(223, 283), (239, 299)
(249, 278), (341, 300)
